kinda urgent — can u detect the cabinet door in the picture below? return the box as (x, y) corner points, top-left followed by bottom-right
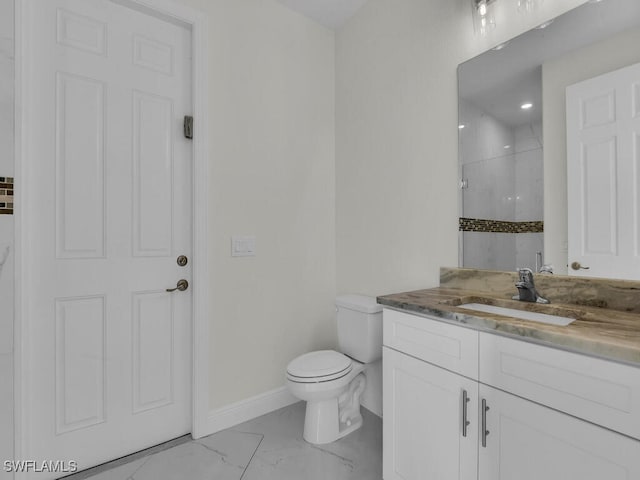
(383, 347), (478, 480)
(478, 384), (640, 480)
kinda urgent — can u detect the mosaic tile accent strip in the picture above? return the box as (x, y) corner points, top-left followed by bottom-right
(459, 217), (543, 234)
(0, 176), (14, 215)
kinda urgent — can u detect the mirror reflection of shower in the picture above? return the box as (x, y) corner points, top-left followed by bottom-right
(458, 65), (543, 272)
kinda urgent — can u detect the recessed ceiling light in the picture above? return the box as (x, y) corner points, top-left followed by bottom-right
(504, 145), (511, 149)
(521, 103), (533, 110)
(458, 124), (466, 129)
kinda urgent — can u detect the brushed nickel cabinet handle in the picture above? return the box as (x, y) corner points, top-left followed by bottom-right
(481, 398), (490, 447)
(462, 389), (471, 437)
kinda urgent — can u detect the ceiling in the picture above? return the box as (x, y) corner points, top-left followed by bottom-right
(275, 0), (370, 30)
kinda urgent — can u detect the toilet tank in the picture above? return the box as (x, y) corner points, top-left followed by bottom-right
(335, 295), (383, 363)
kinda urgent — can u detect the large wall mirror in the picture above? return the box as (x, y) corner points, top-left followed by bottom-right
(458, 0), (640, 277)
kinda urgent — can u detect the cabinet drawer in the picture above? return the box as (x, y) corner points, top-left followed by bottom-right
(479, 332), (640, 440)
(383, 308), (479, 380)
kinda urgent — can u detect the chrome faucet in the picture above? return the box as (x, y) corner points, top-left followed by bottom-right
(512, 268), (549, 304)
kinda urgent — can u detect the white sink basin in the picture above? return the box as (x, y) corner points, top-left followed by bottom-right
(458, 303), (576, 326)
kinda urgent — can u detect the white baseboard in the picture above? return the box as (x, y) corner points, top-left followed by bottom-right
(199, 386), (298, 438)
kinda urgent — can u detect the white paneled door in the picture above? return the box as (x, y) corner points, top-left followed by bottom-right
(567, 62), (640, 279)
(24, 0), (192, 475)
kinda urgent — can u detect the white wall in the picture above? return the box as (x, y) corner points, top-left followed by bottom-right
(174, 0), (336, 410)
(336, 0), (586, 296)
(0, 0), (14, 467)
(543, 26), (640, 274)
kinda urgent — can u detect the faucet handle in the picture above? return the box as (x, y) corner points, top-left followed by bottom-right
(539, 264), (554, 274)
(516, 267), (534, 283)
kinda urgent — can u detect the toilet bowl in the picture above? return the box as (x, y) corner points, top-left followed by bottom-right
(286, 350), (366, 444)
(286, 295), (382, 444)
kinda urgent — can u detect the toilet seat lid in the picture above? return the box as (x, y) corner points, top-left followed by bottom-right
(287, 350), (352, 382)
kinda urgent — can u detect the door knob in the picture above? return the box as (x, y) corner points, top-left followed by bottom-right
(166, 279), (189, 292)
(570, 262), (590, 271)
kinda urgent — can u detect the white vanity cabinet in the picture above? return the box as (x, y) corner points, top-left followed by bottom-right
(382, 308), (640, 480)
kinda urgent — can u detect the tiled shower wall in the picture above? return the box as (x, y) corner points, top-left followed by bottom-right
(459, 99), (516, 222)
(0, 0), (14, 469)
(459, 98), (543, 271)
(514, 122), (544, 269)
(460, 99), (517, 271)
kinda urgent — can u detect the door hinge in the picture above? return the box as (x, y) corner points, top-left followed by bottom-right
(184, 115), (194, 139)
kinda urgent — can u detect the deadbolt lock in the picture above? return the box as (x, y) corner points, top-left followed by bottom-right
(177, 255), (188, 267)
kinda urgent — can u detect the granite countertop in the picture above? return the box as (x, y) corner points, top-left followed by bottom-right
(377, 272), (640, 366)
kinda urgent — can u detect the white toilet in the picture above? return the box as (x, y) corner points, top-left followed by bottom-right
(286, 295), (383, 444)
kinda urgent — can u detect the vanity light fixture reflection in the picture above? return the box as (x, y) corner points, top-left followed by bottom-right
(517, 0), (543, 14)
(473, 0), (496, 36)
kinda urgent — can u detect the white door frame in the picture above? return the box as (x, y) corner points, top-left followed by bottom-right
(13, 0), (210, 470)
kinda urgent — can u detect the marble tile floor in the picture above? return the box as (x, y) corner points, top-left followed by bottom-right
(64, 402), (382, 480)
